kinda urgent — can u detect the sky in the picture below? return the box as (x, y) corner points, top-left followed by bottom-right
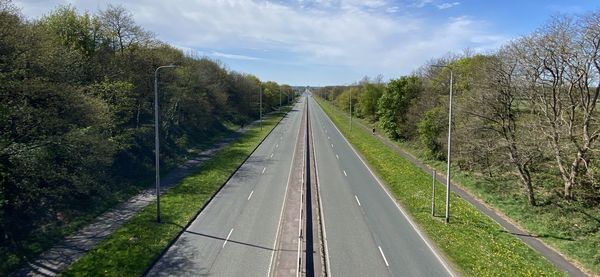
(12, 0), (600, 86)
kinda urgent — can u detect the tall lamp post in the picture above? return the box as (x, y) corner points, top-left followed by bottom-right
(349, 89), (353, 131)
(432, 64), (453, 224)
(154, 64), (176, 223)
(259, 86), (263, 130)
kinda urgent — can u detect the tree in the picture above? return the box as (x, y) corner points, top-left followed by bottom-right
(458, 50), (541, 205)
(377, 76), (421, 140)
(357, 82), (384, 121)
(516, 15), (600, 199)
(99, 4), (152, 54)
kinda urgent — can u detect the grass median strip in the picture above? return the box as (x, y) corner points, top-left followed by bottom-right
(315, 98), (565, 277)
(62, 110), (288, 276)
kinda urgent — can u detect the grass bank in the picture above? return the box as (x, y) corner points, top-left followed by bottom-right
(316, 98), (565, 277)
(62, 109), (288, 276)
(1, 122), (242, 277)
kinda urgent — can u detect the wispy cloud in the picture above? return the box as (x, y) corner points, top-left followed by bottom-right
(412, 0), (434, 8)
(13, 0), (508, 84)
(437, 2), (460, 10)
(210, 51), (261, 61)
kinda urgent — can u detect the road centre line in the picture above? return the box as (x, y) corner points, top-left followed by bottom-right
(270, 153), (274, 158)
(343, 170), (347, 176)
(223, 228), (234, 248)
(247, 190), (254, 200)
(378, 246), (389, 267)
(331, 143), (334, 148)
(262, 167), (266, 174)
(355, 195), (361, 206)
(336, 154), (339, 160)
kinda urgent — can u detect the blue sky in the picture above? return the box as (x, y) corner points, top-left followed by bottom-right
(13, 0), (600, 86)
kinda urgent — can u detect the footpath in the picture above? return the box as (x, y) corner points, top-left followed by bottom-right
(12, 118), (265, 277)
(349, 116), (588, 277)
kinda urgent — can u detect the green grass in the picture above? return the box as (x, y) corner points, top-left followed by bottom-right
(62, 110), (288, 276)
(316, 98), (565, 277)
(394, 140), (600, 276)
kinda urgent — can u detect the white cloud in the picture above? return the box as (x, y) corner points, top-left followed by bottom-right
(412, 0), (434, 8)
(211, 51), (261, 61)
(437, 2), (460, 10)
(13, 0), (508, 84)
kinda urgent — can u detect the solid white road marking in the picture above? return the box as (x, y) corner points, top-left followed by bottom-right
(247, 190), (254, 200)
(343, 170), (347, 176)
(355, 195), (361, 206)
(378, 246), (389, 267)
(223, 228), (234, 248)
(262, 167), (266, 174)
(336, 154), (339, 160)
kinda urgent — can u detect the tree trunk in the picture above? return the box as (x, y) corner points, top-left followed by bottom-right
(135, 102), (141, 128)
(515, 162), (536, 206)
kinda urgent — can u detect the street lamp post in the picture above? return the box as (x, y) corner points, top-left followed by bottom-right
(349, 89), (353, 131)
(154, 64), (176, 223)
(260, 86), (263, 130)
(432, 65), (454, 224)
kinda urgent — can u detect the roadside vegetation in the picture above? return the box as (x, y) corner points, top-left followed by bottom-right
(0, 1), (297, 275)
(63, 110), (288, 276)
(316, 98), (565, 276)
(314, 10), (600, 274)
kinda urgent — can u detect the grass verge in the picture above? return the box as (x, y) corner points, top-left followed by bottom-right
(62, 110), (288, 276)
(316, 98), (565, 277)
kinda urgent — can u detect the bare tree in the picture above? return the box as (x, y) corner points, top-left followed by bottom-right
(98, 4), (153, 54)
(459, 49), (541, 205)
(515, 15), (600, 199)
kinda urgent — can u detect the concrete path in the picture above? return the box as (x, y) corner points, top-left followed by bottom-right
(11, 116), (266, 277)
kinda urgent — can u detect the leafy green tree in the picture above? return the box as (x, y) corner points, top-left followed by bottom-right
(357, 82), (384, 121)
(377, 76), (421, 140)
(417, 107), (445, 160)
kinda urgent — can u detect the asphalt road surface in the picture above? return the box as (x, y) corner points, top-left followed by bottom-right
(308, 95), (455, 277)
(147, 97), (305, 276)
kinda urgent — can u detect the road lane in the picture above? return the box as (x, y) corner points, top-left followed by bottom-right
(308, 95), (454, 277)
(147, 97), (306, 276)
(309, 97), (390, 277)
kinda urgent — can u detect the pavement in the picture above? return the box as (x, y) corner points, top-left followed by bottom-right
(146, 97), (306, 276)
(308, 95), (456, 277)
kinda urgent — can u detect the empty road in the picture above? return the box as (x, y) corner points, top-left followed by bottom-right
(146, 93), (456, 277)
(308, 95), (455, 277)
(147, 97), (305, 276)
